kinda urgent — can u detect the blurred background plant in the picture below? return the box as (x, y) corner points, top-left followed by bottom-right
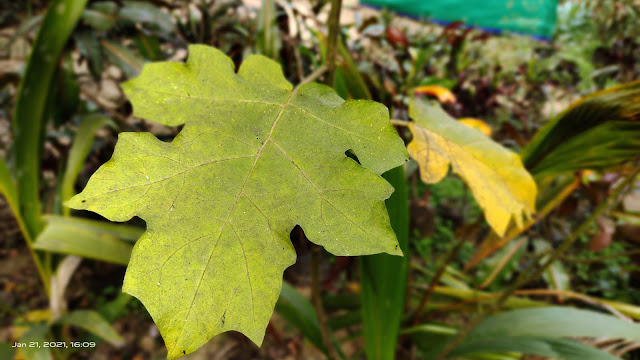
(1, 0), (640, 359)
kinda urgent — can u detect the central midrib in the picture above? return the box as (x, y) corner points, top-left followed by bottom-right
(173, 86), (300, 350)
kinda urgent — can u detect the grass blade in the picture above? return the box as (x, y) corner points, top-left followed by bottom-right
(275, 282), (327, 354)
(34, 216), (141, 265)
(55, 310), (123, 346)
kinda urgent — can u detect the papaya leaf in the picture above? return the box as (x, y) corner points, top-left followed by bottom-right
(67, 45), (407, 358)
(407, 98), (536, 236)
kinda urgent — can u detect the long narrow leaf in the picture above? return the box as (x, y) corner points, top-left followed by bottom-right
(43, 215), (143, 241)
(12, 0), (88, 238)
(55, 310), (123, 346)
(34, 216), (140, 265)
(19, 324), (52, 360)
(450, 337), (618, 360)
(360, 165), (410, 360)
(101, 40), (144, 78)
(0, 158), (19, 220)
(118, 0), (176, 34)
(467, 306), (640, 341)
(275, 282), (326, 354)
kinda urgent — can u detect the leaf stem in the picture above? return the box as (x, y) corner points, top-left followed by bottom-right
(325, 0), (343, 86)
(391, 119), (410, 127)
(298, 65), (328, 88)
(434, 164), (640, 359)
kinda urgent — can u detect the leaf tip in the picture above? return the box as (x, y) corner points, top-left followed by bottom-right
(389, 243), (404, 257)
(64, 195), (87, 210)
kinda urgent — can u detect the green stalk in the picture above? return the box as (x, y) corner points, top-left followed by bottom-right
(325, 0), (343, 86)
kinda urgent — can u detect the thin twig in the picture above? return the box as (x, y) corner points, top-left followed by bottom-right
(477, 238), (527, 289)
(435, 164), (640, 359)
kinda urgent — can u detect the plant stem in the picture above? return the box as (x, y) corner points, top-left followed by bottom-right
(325, 0), (343, 86)
(311, 244), (337, 359)
(391, 119), (410, 126)
(298, 65), (328, 88)
(435, 164), (640, 359)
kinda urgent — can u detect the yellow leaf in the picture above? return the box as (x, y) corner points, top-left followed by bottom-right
(458, 117), (492, 136)
(414, 85), (457, 104)
(407, 99), (536, 236)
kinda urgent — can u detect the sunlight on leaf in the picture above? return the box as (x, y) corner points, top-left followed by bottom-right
(67, 45), (407, 358)
(407, 98), (536, 236)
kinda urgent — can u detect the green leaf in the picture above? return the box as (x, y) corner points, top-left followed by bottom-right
(360, 166), (409, 360)
(81, 1), (117, 31)
(67, 45), (407, 358)
(118, 0), (177, 35)
(34, 215), (137, 265)
(134, 33), (163, 61)
(446, 306), (640, 359)
(0, 158), (20, 221)
(451, 337), (619, 360)
(55, 310), (123, 346)
(407, 99), (537, 236)
(42, 215), (144, 242)
(0, 342), (16, 360)
(275, 282), (326, 353)
(521, 80), (640, 178)
(13, 0), (88, 238)
(20, 324), (52, 360)
(101, 40), (144, 78)
(467, 306), (640, 341)
(75, 30), (103, 79)
(50, 52), (80, 127)
(408, 307), (640, 360)
(61, 114), (115, 215)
